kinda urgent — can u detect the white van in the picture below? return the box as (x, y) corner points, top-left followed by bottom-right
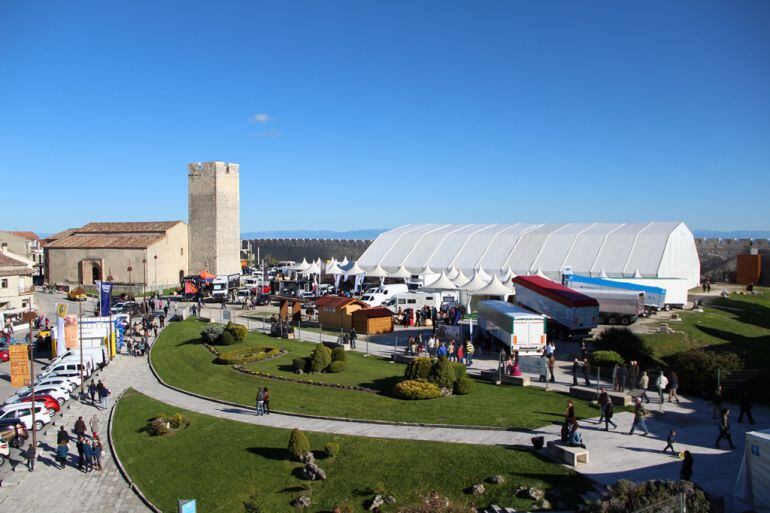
(359, 284), (409, 307)
(384, 291), (457, 313)
(0, 402), (51, 431)
(46, 347), (107, 371)
(39, 360), (90, 381)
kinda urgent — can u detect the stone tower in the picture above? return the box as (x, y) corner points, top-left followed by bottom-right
(187, 161), (241, 276)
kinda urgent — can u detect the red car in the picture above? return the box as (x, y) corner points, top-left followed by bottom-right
(0, 346), (9, 362)
(18, 394), (61, 416)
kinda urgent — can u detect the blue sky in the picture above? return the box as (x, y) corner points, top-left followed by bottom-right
(1, 0), (769, 233)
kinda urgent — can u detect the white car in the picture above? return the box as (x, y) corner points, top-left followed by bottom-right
(34, 376), (79, 392)
(6, 384), (70, 406)
(0, 402), (52, 431)
(41, 369), (83, 386)
(0, 437), (9, 466)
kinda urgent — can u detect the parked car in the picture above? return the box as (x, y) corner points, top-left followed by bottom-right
(0, 346), (8, 362)
(0, 418), (29, 448)
(0, 437), (9, 466)
(0, 402), (51, 431)
(6, 384), (70, 406)
(67, 288), (87, 301)
(39, 369), (83, 386)
(17, 394), (61, 417)
(34, 375), (79, 392)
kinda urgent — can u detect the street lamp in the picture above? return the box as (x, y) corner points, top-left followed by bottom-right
(154, 255), (158, 294)
(127, 264), (133, 295)
(142, 258), (147, 297)
(27, 323), (37, 470)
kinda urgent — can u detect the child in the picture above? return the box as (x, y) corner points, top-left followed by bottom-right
(663, 429), (678, 454)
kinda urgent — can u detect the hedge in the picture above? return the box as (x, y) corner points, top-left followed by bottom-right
(453, 377), (474, 395)
(328, 361), (347, 373)
(671, 349), (743, 397)
(594, 328), (655, 367)
(404, 357), (433, 380)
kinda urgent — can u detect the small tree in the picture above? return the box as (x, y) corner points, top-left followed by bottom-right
(288, 428), (310, 459)
(310, 343), (332, 373)
(405, 357), (433, 380)
(429, 357), (454, 389)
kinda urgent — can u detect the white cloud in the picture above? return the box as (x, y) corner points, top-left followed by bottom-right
(251, 113), (271, 124)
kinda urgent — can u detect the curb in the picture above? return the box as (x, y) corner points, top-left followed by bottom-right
(108, 388), (163, 513)
(147, 325), (514, 432)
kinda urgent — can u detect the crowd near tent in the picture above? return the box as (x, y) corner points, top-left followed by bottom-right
(357, 222), (700, 305)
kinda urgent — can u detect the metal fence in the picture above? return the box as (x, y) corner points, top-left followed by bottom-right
(630, 493), (686, 513)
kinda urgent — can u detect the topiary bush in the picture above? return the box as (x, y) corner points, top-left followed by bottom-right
(671, 349), (743, 397)
(310, 343), (332, 373)
(405, 357), (433, 380)
(582, 479), (710, 513)
(394, 379), (442, 400)
(429, 357), (454, 389)
(448, 361), (467, 382)
(331, 346), (347, 362)
(589, 350), (625, 370)
(324, 442), (340, 458)
(218, 330), (236, 346)
(594, 327), (655, 367)
(293, 358), (308, 373)
(328, 361), (347, 373)
(453, 376), (475, 395)
(288, 428), (310, 459)
(226, 321), (248, 342)
(201, 324), (226, 344)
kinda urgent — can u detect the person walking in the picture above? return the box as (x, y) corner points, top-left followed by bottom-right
(88, 381), (98, 405)
(90, 414), (99, 439)
(56, 426), (70, 469)
(603, 400), (617, 431)
(668, 371), (680, 404)
(572, 358), (580, 386)
(256, 387), (265, 415)
(263, 387), (270, 414)
(629, 398), (650, 436)
(349, 328), (357, 349)
(680, 451), (694, 481)
(639, 371), (650, 403)
(715, 408), (736, 449)
(562, 400), (576, 442)
(597, 387), (608, 423)
(76, 436), (86, 472)
(83, 439), (94, 473)
(582, 357), (592, 386)
(738, 389), (756, 424)
(663, 429), (678, 454)
(92, 437), (103, 470)
(548, 353), (556, 383)
(656, 371), (668, 407)
(74, 416), (87, 438)
(25, 443), (36, 471)
(97, 381), (110, 410)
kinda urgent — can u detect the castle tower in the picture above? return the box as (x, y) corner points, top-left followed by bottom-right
(187, 161), (240, 276)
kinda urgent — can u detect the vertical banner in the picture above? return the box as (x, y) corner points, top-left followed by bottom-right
(9, 344), (31, 388)
(100, 282), (113, 317)
(56, 303), (68, 357)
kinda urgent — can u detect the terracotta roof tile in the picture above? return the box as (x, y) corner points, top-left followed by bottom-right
(315, 296), (367, 309)
(7, 231), (38, 240)
(352, 307), (393, 319)
(45, 234), (164, 249)
(78, 221), (181, 233)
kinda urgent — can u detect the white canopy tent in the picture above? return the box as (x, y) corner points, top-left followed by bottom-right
(459, 270), (491, 291)
(389, 265), (411, 280)
(291, 258), (311, 272)
(365, 264), (390, 285)
(470, 275), (515, 297)
(452, 269), (470, 287)
(324, 259), (344, 275)
(734, 429), (770, 513)
(424, 270), (458, 290)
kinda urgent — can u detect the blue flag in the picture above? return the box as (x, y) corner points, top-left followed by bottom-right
(100, 282), (113, 317)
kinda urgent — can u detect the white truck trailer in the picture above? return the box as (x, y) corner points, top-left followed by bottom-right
(477, 300), (547, 356)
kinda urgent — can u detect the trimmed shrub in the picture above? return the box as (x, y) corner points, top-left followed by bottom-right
(589, 350), (625, 370)
(324, 442), (340, 458)
(331, 346), (347, 362)
(310, 343), (332, 373)
(405, 357), (433, 380)
(594, 328), (655, 367)
(328, 361), (347, 373)
(394, 379), (442, 400)
(218, 330), (236, 346)
(429, 358), (454, 389)
(671, 350), (743, 397)
(448, 361), (467, 382)
(582, 479), (710, 513)
(292, 358), (308, 373)
(226, 321), (248, 342)
(288, 428), (310, 459)
(453, 376), (475, 395)
(201, 324), (225, 344)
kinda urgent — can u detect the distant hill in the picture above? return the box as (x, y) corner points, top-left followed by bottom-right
(242, 229), (387, 240)
(694, 229), (770, 239)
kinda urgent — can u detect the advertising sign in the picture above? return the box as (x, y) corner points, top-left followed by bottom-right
(9, 344), (30, 387)
(99, 282), (113, 317)
(79, 316), (114, 340)
(56, 303), (69, 317)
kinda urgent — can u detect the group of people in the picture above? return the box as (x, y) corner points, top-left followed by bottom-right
(55, 422), (104, 472)
(87, 379), (111, 410)
(255, 386), (271, 415)
(405, 334), (475, 366)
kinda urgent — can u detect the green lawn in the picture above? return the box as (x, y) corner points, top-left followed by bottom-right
(114, 390), (590, 513)
(640, 288), (770, 367)
(151, 319), (595, 428)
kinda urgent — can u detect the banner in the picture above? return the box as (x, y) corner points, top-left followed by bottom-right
(99, 282), (113, 317)
(10, 344), (30, 388)
(56, 303), (69, 317)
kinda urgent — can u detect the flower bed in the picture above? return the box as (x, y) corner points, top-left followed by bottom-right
(231, 365), (379, 393)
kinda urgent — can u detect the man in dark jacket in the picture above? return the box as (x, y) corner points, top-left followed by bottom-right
(349, 328), (357, 349)
(76, 436), (86, 471)
(738, 389), (756, 424)
(715, 408), (737, 449)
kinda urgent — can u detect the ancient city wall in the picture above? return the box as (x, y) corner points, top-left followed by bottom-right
(696, 237), (770, 284)
(243, 238), (371, 263)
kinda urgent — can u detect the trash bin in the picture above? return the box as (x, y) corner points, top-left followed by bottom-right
(531, 436), (544, 450)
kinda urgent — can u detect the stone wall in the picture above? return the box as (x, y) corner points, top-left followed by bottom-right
(696, 238), (770, 284)
(242, 238), (372, 264)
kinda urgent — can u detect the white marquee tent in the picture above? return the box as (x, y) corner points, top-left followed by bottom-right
(357, 222), (700, 304)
